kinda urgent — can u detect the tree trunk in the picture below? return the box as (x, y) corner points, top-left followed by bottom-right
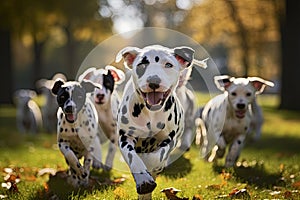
(0, 29), (13, 104)
(32, 34), (45, 82)
(225, 1), (250, 77)
(279, 0), (300, 111)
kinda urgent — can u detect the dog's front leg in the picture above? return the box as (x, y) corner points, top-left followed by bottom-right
(58, 141), (86, 177)
(104, 134), (117, 171)
(119, 136), (157, 195)
(225, 134), (247, 167)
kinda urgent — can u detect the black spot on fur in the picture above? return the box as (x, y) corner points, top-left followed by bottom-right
(169, 130), (175, 139)
(146, 122), (151, 130)
(119, 129), (126, 136)
(155, 56), (159, 62)
(150, 138), (156, 145)
(164, 96), (173, 112)
(121, 141), (128, 148)
(122, 105), (127, 114)
(168, 113), (172, 121)
(136, 147), (142, 153)
(237, 140), (242, 144)
(127, 145), (134, 151)
(132, 103), (144, 117)
(156, 122), (165, 129)
(121, 116), (129, 124)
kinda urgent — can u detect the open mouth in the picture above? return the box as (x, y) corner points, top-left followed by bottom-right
(235, 110), (246, 119)
(65, 112), (77, 123)
(140, 88), (171, 110)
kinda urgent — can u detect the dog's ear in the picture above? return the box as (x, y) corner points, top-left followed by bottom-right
(105, 65), (125, 84)
(214, 75), (233, 91)
(78, 67), (97, 82)
(174, 46), (195, 68)
(248, 77), (274, 94)
(115, 47), (141, 69)
(52, 79), (65, 95)
(81, 79), (98, 93)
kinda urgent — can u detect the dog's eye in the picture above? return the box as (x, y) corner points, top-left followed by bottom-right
(231, 92), (237, 96)
(165, 63), (173, 68)
(246, 92), (251, 97)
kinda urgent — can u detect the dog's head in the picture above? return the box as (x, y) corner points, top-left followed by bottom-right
(214, 75), (274, 119)
(116, 45), (196, 111)
(14, 89), (37, 108)
(52, 79), (98, 123)
(78, 66), (125, 105)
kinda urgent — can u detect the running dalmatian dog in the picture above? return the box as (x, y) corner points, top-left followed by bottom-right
(78, 65), (125, 171)
(115, 45), (205, 199)
(195, 75), (274, 167)
(176, 58), (208, 151)
(52, 79), (102, 187)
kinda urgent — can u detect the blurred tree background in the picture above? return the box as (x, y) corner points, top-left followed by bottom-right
(0, 0), (299, 111)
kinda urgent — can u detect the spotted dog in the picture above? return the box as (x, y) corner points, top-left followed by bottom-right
(176, 58), (208, 151)
(14, 89), (42, 134)
(78, 65), (125, 171)
(115, 45), (202, 199)
(195, 75), (274, 167)
(36, 73), (67, 133)
(52, 79), (102, 187)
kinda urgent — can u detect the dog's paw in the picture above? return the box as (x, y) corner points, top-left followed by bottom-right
(103, 165), (112, 171)
(92, 159), (103, 169)
(134, 172), (157, 194)
(136, 180), (157, 194)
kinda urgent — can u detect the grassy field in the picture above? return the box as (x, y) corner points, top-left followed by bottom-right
(0, 94), (300, 199)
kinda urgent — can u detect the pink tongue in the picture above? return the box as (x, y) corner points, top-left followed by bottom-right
(236, 110), (245, 118)
(66, 113), (75, 121)
(146, 92), (164, 105)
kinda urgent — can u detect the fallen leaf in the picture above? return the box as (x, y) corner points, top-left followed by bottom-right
(292, 181), (300, 189)
(229, 188), (250, 199)
(192, 194), (203, 200)
(37, 168), (57, 176)
(283, 190), (292, 198)
(205, 184), (222, 190)
(161, 187), (188, 200)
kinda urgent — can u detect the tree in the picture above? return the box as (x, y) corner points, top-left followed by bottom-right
(279, 0), (300, 110)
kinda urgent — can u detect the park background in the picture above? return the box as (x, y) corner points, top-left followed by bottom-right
(0, 0), (300, 199)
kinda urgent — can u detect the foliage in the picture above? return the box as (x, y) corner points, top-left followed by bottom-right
(0, 94), (300, 199)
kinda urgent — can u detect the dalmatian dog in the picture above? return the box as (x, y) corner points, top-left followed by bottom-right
(13, 89), (42, 134)
(78, 65), (125, 171)
(176, 58), (208, 151)
(195, 75), (274, 168)
(36, 73), (67, 133)
(51, 79), (102, 187)
(115, 45), (206, 199)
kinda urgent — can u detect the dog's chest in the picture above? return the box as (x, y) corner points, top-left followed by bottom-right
(222, 116), (250, 143)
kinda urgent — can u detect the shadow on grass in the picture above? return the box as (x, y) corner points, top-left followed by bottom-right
(246, 134), (300, 156)
(213, 163), (284, 189)
(162, 155), (192, 179)
(31, 170), (122, 200)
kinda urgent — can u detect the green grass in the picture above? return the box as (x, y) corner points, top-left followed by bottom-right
(0, 94), (300, 199)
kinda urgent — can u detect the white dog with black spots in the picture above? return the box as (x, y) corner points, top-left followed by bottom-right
(115, 45), (206, 199)
(195, 75), (274, 167)
(52, 79), (102, 187)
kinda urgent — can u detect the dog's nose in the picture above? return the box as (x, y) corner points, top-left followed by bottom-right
(237, 103), (246, 109)
(96, 93), (105, 100)
(65, 106), (74, 113)
(147, 75), (161, 90)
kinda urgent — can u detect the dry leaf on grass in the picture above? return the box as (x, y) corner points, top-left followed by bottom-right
(161, 187), (188, 200)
